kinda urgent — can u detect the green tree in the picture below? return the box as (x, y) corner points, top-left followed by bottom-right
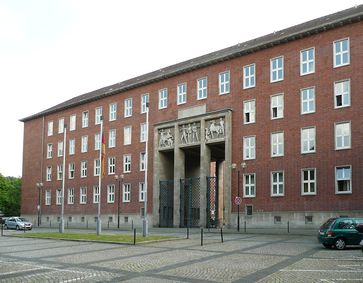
(0, 174), (21, 216)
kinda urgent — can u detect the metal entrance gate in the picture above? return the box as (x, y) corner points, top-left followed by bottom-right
(206, 176), (218, 228)
(159, 180), (174, 227)
(180, 177), (200, 228)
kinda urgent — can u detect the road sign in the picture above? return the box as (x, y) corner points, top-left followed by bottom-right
(235, 196), (242, 205)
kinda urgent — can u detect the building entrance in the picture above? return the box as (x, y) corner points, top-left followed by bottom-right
(159, 180), (174, 227)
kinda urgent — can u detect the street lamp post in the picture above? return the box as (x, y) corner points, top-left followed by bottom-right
(60, 125), (67, 234)
(36, 182), (43, 227)
(115, 174), (124, 229)
(142, 102), (149, 237)
(240, 162), (247, 232)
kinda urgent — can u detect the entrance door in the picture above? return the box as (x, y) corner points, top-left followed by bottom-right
(180, 177), (200, 228)
(159, 180), (174, 227)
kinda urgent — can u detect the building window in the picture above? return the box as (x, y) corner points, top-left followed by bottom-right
(58, 118), (64, 134)
(94, 133), (100, 150)
(301, 127), (316, 154)
(159, 88), (168, 109)
(334, 38), (350, 68)
(68, 162), (75, 179)
(109, 103), (117, 121)
(243, 63), (255, 89)
(274, 216), (282, 224)
(45, 190), (51, 205)
(301, 168), (316, 195)
(140, 152), (146, 171)
(141, 93), (149, 114)
(197, 77), (207, 100)
(270, 56), (284, 82)
(244, 173), (256, 198)
(94, 159), (100, 176)
(81, 136), (88, 153)
(139, 182), (145, 202)
(47, 121), (53, 136)
(271, 94), (284, 119)
(81, 161), (87, 178)
(271, 171), (284, 196)
(80, 187), (87, 204)
(95, 107), (102, 125)
(334, 79), (350, 108)
(108, 129), (116, 148)
(82, 111), (89, 128)
(335, 122), (351, 150)
(107, 184), (115, 203)
(93, 185), (99, 203)
(245, 205), (253, 216)
(335, 166), (352, 194)
(69, 114), (76, 131)
(46, 166), (52, 181)
(301, 87), (315, 114)
(108, 157), (116, 175)
(123, 183), (131, 202)
(243, 100), (255, 124)
(124, 98), (133, 117)
(271, 132), (284, 157)
(123, 154), (131, 173)
(243, 136), (256, 160)
(68, 188), (74, 204)
(140, 123), (147, 143)
(57, 141), (64, 157)
(69, 139), (75, 155)
(47, 143), (53, 159)
(300, 47), (315, 75)
(124, 126), (132, 145)
(56, 189), (62, 205)
(219, 71), (230, 95)
(57, 165), (63, 180)
(177, 83), (187, 104)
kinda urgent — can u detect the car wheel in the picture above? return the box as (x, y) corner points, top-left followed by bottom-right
(4, 224), (8, 230)
(16, 225), (19, 230)
(323, 243), (332, 249)
(335, 238), (346, 250)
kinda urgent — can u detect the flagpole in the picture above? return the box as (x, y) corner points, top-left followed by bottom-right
(60, 125), (67, 233)
(97, 117), (103, 235)
(142, 102), (149, 237)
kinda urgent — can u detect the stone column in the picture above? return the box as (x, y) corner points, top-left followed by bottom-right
(199, 119), (211, 227)
(173, 123), (184, 227)
(152, 128), (161, 227)
(224, 111), (233, 228)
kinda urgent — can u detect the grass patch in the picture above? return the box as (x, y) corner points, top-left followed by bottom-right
(16, 232), (175, 243)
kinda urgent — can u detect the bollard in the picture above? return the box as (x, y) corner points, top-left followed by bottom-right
(86, 220), (88, 229)
(244, 221), (246, 233)
(131, 220), (134, 231)
(287, 221), (290, 233)
(201, 228), (203, 246)
(220, 228), (224, 243)
(133, 228), (136, 245)
(187, 227), (190, 239)
(108, 221), (110, 230)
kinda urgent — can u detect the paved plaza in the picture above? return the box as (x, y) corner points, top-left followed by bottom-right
(0, 228), (362, 282)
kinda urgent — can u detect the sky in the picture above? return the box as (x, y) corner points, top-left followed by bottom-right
(0, 0), (361, 177)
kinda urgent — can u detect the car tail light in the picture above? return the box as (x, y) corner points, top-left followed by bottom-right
(327, 230), (334, 237)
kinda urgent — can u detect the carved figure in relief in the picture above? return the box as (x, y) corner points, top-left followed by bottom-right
(187, 124), (192, 143)
(159, 129), (174, 147)
(192, 123), (199, 142)
(180, 125), (188, 144)
(207, 118), (225, 140)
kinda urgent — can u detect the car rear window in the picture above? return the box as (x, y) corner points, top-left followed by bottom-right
(321, 218), (336, 229)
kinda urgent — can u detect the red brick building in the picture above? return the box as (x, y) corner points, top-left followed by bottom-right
(21, 6), (363, 229)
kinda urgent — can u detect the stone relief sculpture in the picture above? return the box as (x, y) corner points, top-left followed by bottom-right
(205, 117), (225, 141)
(180, 122), (200, 144)
(159, 128), (174, 148)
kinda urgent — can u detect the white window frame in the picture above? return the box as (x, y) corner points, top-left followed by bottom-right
(333, 38), (350, 68)
(124, 126), (132, 145)
(300, 87), (315, 115)
(67, 188), (74, 204)
(300, 47), (315, 75)
(270, 56), (284, 82)
(108, 129), (116, 148)
(335, 165), (352, 194)
(123, 154), (131, 173)
(47, 143), (53, 159)
(94, 133), (100, 150)
(301, 127), (316, 154)
(271, 94), (284, 119)
(57, 165), (63, 180)
(109, 102), (117, 121)
(69, 114), (76, 131)
(95, 107), (102, 125)
(94, 159), (100, 176)
(335, 121), (351, 150)
(139, 182), (145, 202)
(81, 135), (88, 153)
(301, 168), (316, 195)
(177, 83), (187, 105)
(108, 156), (116, 175)
(45, 190), (51, 205)
(82, 111), (89, 128)
(243, 100), (256, 124)
(69, 139), (75, 155)
(107, 184), (115, 203)
(243, 173), (256, 198)
(47, 121), (53, 136)
(197, 77), (207, 100)
(57, 141), (64, 157)
(123, 183), (131, 202)
(141, 93), (149, 114)
(56, 189), (62, 205)
(271, 132), (284, 157)
(124, 98), (133, 118)
(140, 123), (147, 143)
(334, 79), (350, 108)
(80, 187), (87, 204)
(159, 88), (168, 109)
(68, 162), (75, 179)
(271, 171), (284, 197)
(219, 71), (230, 95)
(243, 63), (256, 89)
(140, 152), (146, 171)
(46, 166), (52, 181)
(243, 136), (256, 160)
(93, 185), (100, 203)
(81, 161), (87, 178)
(58, 118), (64, 134)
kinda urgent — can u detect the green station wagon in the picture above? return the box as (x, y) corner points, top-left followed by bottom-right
(318, 217), (363, 249)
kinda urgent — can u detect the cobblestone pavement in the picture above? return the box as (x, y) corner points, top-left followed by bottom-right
(0, 229), (362, 282)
